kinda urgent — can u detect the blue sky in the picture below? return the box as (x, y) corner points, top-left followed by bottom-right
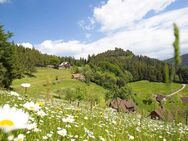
(0, 0), (105, 43)
(0, 0), (188, 59)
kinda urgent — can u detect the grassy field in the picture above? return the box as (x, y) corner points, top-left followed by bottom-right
(176, 85), (188, 96)
(128, 80), (183, 112)
(1, 68), (188, 140)
(12, 68), (183, 97)
(12, 68), (186, 112)
(128, 80), (182, 96)
(12, 68), (107, 100)
(0, 90), (188, 141)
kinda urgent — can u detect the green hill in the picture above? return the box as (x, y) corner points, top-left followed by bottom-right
(12, 67), (107, 101)
(128, 80), (182, 111)
(11, 68), (184, 111)
(88, 48), (166, 82)
(165, 53), (188, 66)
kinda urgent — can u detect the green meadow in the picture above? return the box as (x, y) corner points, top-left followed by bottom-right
(11, 68), (186, 113)
(12, 68), (107, 99)
(0, 68), (186, 141)
(128, 81), (183, 112)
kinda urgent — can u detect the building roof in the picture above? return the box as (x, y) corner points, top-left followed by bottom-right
(181, 97), (188, 103)
(59, 62), (71, 67)
(156, 95), (166, 102)
(150, 108), (173, 121)
(110, 98), (135, 112)
(72, 73), (85, 81)
(154, 108), (165, 119)
(122, 99), (135, 108)
(72, 73), (82, 78)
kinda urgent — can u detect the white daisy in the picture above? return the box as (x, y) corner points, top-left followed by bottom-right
(8, 135), (14, 141)
(23, 102), (40, 112)
(128, 134), (134, 140)
(42, 136), (48, 140)
(21, 83), (31, 88)
(0, 104), (30, 132)
(9, 91), (19, 97)
(14, 134), (24, 141)
(37, 110), (47, 117)
(57, 128), (67, 137)
(62, 115), (75, 123)
(27, 122), (37, 130)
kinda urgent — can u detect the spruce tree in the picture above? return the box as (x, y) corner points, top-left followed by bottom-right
(0, 25), (14, 88)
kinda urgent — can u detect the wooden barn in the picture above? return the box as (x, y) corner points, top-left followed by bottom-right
(72, 73), (85, 81)
(110, 98), (136, 112)
(181, 97), (188, 103)
(149, 108), (173, 121)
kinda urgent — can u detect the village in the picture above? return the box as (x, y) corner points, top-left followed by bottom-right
(46, 61), (188, 122)
(1, 0), (188, 140)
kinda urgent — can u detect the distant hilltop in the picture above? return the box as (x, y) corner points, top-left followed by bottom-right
(165, 54), (188, 66)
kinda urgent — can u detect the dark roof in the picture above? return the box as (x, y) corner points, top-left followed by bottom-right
(123, 99), (135, 108)
(59, 62), (71, 67)
(110, 98), (135, 112)
(156, 95), (166, 102)
(150, 108), (173, 121)
(181, 97), (188, 103)
(154, 108), (165, 119)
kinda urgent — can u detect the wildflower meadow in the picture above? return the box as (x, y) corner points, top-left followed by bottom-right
(0, 90), (188, 141)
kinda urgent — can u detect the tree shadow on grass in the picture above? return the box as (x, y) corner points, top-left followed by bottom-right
(25, 73), (36, 78)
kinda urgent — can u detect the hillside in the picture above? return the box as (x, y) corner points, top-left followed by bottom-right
(1, 90), (188, 140)
(11, 68), (184, 112)
(165, 53), (188, 66)
(12, 67), (107, 105)
(128, 80), (182, 111)
(83, 48), (188, 86)
(86, 48), (167, 85)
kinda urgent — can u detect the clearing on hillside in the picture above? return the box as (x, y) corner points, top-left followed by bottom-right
(12, 67), (107, 99)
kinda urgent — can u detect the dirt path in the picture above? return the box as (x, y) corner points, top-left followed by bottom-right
(166, 84), (186, 97)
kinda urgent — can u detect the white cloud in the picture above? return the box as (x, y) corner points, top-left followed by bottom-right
(33, 7), (188, 60)
(78, 17), (96, 31)
(93, 0), (176, 32)
(0, 0), (9, 4)
(19, 1), (188, 60)
(18, 42), (33, 49)
(36, 40), (85, 57)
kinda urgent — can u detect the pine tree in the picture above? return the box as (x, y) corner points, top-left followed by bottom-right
(0, 25), (14, 88)
(165, 63), (170, 84)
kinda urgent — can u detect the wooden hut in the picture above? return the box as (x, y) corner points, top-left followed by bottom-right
(72, 73), (85, 81)
(181, 97), (188, 103)
(110, 98), (136, 113)
(149, 108), (173, 121)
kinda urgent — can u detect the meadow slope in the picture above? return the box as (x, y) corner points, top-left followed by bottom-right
(0, 90), (188, 141)
(12, 68), (107, 100)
